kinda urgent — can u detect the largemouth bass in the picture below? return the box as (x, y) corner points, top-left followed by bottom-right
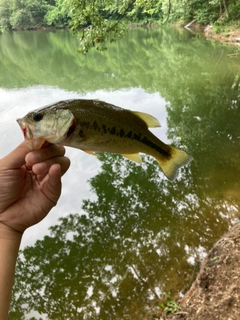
(17, 99), (192, 180)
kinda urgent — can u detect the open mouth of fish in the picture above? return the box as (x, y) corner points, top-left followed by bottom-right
(17, 118), (46, 150)
(17, 119), (32, 139)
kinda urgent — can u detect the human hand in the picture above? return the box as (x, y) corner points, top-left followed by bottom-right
(0, 142), (70, 234)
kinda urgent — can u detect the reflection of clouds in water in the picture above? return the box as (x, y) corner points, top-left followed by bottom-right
(0, 86), (168, 248)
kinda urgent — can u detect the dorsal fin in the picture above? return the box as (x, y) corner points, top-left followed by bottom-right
(131, 111), (160, 128)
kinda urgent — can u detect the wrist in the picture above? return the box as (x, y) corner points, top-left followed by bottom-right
(0, 223), (22, 320)
(0, 222), (23, 241)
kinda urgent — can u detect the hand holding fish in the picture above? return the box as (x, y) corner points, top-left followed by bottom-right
(0, 142), (70, 234)
(0, 142), (70, 319)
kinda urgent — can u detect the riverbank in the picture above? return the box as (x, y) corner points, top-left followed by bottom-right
(161, 223), (240, 320)
(203, 25), (240, 47)
(181, 20), (240, 47)
(3, 22), (240, 48)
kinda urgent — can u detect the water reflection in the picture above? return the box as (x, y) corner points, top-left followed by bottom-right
(11, 102), (240, 319)
(11, 149), (239, 319)
(0, 28), (239, 319)
(0, 28), (239, 93)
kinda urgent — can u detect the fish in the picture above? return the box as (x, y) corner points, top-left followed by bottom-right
(17, 99), (192, 180)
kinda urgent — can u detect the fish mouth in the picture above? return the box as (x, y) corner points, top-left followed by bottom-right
(17, 118), (36, 139)
(17, 118), (28, 139)
(16, 118), (45, 150)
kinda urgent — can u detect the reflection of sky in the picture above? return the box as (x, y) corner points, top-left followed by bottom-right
(0, 86), (168, 248)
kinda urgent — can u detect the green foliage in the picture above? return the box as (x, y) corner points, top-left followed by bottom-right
(194, 3), (219, 24)
(0, 0), (70, 30)
(0, 0), (12, 29)
(162, 0), (193, 23)
(65, 0), (131, 53)
(213, 24), (222, 34)
(0, 0), (240, 51)
(226, 1), (240, 24)
(59, 0), (165, 53)
(128, 0), (163, 23)
(160, 293), (181, 313)
(44, 0), (70, 27)
(0, 0), (49, 29)
(161, 0), (222, 24)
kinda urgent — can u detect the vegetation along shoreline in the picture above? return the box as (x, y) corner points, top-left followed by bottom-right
(0, 0), (239, 52)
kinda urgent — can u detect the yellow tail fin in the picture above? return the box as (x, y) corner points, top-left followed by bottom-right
(156, 147), (192, 181)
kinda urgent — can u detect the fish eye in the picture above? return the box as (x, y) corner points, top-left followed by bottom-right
(32, 112), (43, 122)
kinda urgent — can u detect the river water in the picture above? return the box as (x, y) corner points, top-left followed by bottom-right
(0, 27), (240, 319)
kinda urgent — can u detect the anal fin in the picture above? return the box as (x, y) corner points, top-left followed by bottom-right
(83, 150), (97, 156)
(122, 153), (142, 163)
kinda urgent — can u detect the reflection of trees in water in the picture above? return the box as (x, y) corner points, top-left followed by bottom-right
(10, 134), (240, 319)
(9, 29), (240, 319)
(1, 27), (239, 92)
(167, 59), (240, 202)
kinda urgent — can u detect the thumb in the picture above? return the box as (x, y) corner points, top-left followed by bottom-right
(0, 141), (29, 169)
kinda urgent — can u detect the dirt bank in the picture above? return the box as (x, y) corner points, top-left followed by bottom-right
(162, 223), (240, 320)
(203, 25), (240, 46)
(198, 25), (240, 46)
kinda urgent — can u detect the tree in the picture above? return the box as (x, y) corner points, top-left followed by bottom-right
(0, 0), (12, 29)
(0, 0), (49, 29)
(66, 0), (164, 53)
(1, 0), (240, 47)
(44, 0), (70, 27)
(66, 0), (240, 53)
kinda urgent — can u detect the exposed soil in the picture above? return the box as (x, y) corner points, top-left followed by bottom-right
(202, 25), (240, 47)
(161, 223), (240, 320)
(172, 22), (240, 47)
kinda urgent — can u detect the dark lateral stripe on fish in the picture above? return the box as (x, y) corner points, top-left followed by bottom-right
(79, 120), (170, 158)
(133, 134), (170, 158)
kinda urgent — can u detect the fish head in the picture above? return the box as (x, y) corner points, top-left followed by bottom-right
(17, 107), (75, 150)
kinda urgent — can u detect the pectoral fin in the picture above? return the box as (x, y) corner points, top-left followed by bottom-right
(122, 153), (142, 163)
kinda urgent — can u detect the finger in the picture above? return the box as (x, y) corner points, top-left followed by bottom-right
(25, 144), (66, 166)
(41, 164), (62, 205)
(32, 156), (71, 176)
(0, 141), (30, 169)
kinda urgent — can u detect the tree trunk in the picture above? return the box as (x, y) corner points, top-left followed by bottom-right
(219, 0), (222, 16)
(222, 0), (229, 18)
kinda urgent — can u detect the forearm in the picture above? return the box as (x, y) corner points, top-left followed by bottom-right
(0, 223), (22, 320)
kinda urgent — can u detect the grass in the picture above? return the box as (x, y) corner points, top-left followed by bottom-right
(160, 293), (181, 314)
